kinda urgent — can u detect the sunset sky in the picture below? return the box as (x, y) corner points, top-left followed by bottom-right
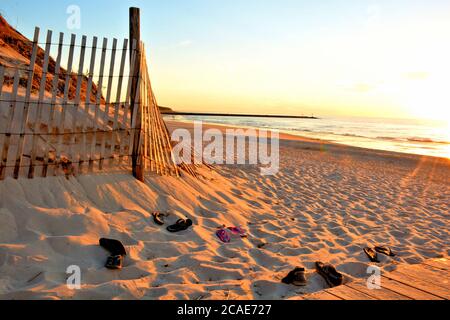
(1, 0), (450, 121)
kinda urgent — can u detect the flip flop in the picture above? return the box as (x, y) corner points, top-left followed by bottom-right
(315, 261), (343, 288)
(374, 245), (396, 257)
(99, 238), (127, 256)
(364, 247), (380, 262)
(152, 212), (165, 226)
(216, 229), (231, 243)
(227, 226), (247, 238)
(167, 218), (193, 233)
(282, 267), (307, 286)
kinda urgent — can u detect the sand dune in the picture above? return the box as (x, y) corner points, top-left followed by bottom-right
(0, 122), (449, 300)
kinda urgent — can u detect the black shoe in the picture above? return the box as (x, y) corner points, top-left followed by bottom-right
(315, 261), (343, 288)
(99, 238), (127, 256)
(282, 267), (307, 286)
(167, 218), (193, 233)
(105, 255), (123, 270)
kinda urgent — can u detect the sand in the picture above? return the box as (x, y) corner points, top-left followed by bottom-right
(0, 121), (449, 300)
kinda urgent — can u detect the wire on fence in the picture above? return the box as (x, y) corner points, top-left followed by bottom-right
(0, 98), (131, 106)
(0, 65), (141, 79)
(0, 127), (135, 136)
(0, 154), (132, 168)
(5, 38), (132, 51)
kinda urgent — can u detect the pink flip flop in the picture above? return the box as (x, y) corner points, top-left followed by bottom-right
(227, 226), (247, 238)
(216, 229), (231, 243)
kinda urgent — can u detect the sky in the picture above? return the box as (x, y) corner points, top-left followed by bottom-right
(1, 0), (450, 122)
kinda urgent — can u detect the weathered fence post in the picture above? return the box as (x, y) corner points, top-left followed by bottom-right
(129, 7), (144, 182)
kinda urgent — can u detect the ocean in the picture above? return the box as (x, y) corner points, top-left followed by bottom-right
(164, 115), (450, 159)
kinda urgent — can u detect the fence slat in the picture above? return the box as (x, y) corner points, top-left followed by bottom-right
(145, 57), (157, 173)
(28, 29), (53, 179)
(128, 45), (142, 171)
(0, 66), (4, 97)
(69, 35), (87, 175)
(144, 52), (164, 174)
(41, 32), (64, 177)
(78, 36), (97, 174)
(89, 37), (108, 172)
(98, 38), (117, 170)
(55, 33), (76, 176)
(147, 59), (169, 175)
(12, 27), (40, 179)
(0, 66), (5, 153)
(143, 49), (161, 174)
(108, 38), (128, 166)
(119, 39), (137, 165)
(0, 66), (6, 178)
(142, 55), (149, 170)
(0, 70), (21, 179)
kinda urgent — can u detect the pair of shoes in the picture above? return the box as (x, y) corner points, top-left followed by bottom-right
(152, 212), (193, 233)
(283, 263), (344, 288)
(99, 238), (127, 270)
(364, 245), (396, 262)
(216, 226), (247, 243)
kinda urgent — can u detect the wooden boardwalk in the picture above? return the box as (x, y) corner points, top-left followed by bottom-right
(303, 257), (450, 300)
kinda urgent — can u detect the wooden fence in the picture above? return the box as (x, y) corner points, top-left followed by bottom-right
(0, 26), (201, 181)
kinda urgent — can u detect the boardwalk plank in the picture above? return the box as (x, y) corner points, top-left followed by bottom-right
(399, 263), (450, 281)
(393, 265), (450, 291)
(346, 281), (411, 300)
(380, 276), (443, 300)
(423, 258), (450, 272)
(325, 285), (377, 300)
(303, 291), (342, 300)
(419, 264), (450, 281)
(385, 270), (450, 299)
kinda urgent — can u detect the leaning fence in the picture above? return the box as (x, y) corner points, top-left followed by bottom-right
(0, 26), (204, 181)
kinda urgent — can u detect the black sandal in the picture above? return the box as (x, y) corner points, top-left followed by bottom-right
(374, 245), (396, 257)
(152, 212), (165, 226)
(315, 261), (343, 288)
(167, 218), (193, 233)
(364, 247), (380, 262)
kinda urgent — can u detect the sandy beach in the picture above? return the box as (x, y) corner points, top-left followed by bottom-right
(0, 120), (448, 300)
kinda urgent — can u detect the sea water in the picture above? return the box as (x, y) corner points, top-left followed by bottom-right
(164, 115), (450, 159)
